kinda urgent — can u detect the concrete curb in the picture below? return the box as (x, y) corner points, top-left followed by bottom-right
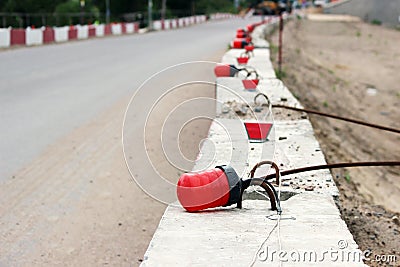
(141, 16), (367, 266)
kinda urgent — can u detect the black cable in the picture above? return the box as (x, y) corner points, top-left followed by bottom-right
(260, 161), (400, 181)
(272, 104), (400, 134)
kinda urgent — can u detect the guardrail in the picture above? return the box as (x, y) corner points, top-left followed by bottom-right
(0, 13), (236, 49)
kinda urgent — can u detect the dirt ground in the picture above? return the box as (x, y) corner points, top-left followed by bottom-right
(268, 16), (400, 266)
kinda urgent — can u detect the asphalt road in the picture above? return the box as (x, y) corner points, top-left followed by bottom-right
(0, 17), (261, 181)
(0, 17), (267, 266)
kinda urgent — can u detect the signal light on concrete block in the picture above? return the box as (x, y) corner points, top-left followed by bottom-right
(214, 64), (239, 77)
(236, 32), (247, 38)
(246, 24), (255, 32)
(177, 164), (281, 212)
(237, 56), (249, 65)
(242, 79), (259, 90)
(244, 122), (273, 142)
(245, 45), (254, 52)
(231, 38), (249, 49)
(177, 166), (241, 212)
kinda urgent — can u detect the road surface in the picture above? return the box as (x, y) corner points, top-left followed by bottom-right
(0, 17), (263, 266)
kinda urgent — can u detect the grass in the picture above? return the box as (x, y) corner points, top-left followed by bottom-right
(323, 101), (329, 108)
(275, 68), (287, 79)
(345, 173), (351, 183)
(371, 19), (382, 25)
(356, 31), (361, 37)
(332, 85), (337, 92)
(270, 43), (279, 54)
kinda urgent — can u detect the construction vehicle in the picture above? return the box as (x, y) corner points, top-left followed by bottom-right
(253, 0), (292, 15)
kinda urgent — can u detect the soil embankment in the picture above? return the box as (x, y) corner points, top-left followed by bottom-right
(269, 17), (400, 265)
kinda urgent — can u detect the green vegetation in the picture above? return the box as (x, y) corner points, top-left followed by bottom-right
(356, 31), (361, 37)
(371, 19), (382, 25)
(270, 43), (279, 54)
(53, 0), (100, 25)
(196, 0), (237, 14)
(275, 68), (287, 79)
(322, 101), (328, 108)
(344, 173), (351, 183)
(0, 0), (239, 27)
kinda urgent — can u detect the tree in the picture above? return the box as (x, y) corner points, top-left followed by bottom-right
(1, 0), (65, 13)
(161, 0), (167, 20)
(54, 0), (99, 25)
(196, 0), (236, 14)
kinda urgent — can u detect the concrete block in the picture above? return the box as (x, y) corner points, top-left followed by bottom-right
(26, 27), (43, 46)
(54, 26), (69, 42)
(171, 19), (178, 29)
(178, 18), (185, 27)
(142, 197), (366, 266)
(153, 20), (162, 30)
(76, 25), (89, 39)
(125, 23), (135, 34)
(42, 27), (55, 43)
(0, 28), (11, 48)
(111, 23), (122, 35)
(164, 20), (170, 30)
(10, 29), (26, 46)
(95, 24), (105, 37)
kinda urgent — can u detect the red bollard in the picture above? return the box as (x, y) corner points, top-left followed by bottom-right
(104, 24), (112, 35)
(43, 27), (55, 44)
(68, 25), (77, 40)
(10, 29), (26, 46)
